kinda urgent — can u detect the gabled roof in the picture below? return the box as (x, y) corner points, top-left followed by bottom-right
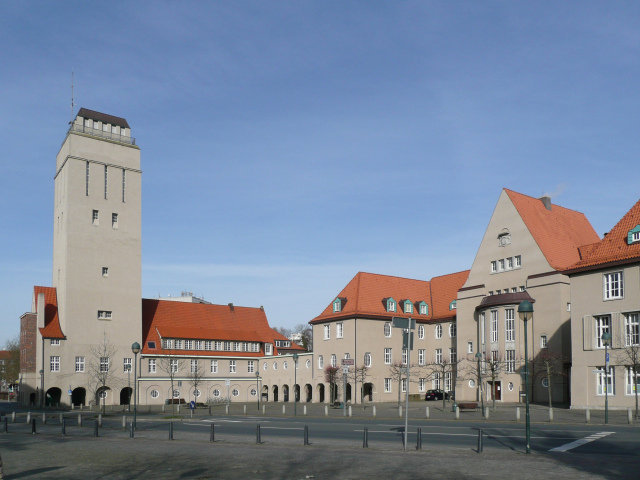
(34, 286), (65, 339)
(505, 189), (600, 271)
(310, 270), (469, 324)
(565, 197), (640, 272)
(77, 107), (130, 129)
(141, 299), (303, 356)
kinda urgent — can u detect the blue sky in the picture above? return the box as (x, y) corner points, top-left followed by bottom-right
(1, 2), (639, 346)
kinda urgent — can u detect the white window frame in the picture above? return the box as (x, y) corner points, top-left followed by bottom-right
(384, 378), (392, 393)
(148, 358), (156, 373)
(435, 348), (442, 364)
(123, 358), (132, 373)
(50, 339), (60, 346)
(387, 299), (396, 312)
(444, 372), (452, 392)
(170, 359), (178, 373)
(418, 349), (425, 366)
(596, 315), (611, 349)
(507, 257), (513, 269)
(433, 372), (441, 389)
(498, 259), (505, 271)
(418, 325), (425, 339)
(112, 213), (118, 228)
(515, 255), (521, 267)
(449, 323), (456, 338)
(626, 367), (640, 395)
(490, 310), (498, 343)
(420, 303), (428, 315)
(505, 349), (515, 373)
(50, 356), (60, 372)
(491, 261), (497, 273)
(384, 348), (392, 365)
(419, 378), (426, 392)
(405, 302), (413, 314)
(336, 322), (343, 339)
(603, 272), (624, 300)
(467, 341), (473, 354)
(211, 360), (218, 373)
(402, 349), (408, 365)
(318, 355), (324, 369)
(540, 334), (548, 349)
(625, 313), (639, 346)
(330, 354), (337, 368)
(229, 360), (236, 373)
(384, 322), (392, 338)
(505, 309), (515, 342)
(265, 343), (272, 355)
(324, 324), (331, 340)
(449, 348), (457, 364)
(364, 352), (372, 368)
(190, 359), (198, 373)
(75, 356), (85, 373)
(596, 367), (614, 395)
(401, 378), (407, 393)
(435, 324), (442, 339)
(248, 360), (255, 374)
(100, 357), (110, 373)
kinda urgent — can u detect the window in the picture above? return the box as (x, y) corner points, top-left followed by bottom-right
(306, 359), (311, 369)
(418, 325), (425, 339)
(402, 349), (408, 365)
(112, 213), (118, 228)
(596, 315), (611, 348)
(498, 259), (505, 271)
(626, 313), (639, 346)
(387, 298), (396, 312)
(633, 231), (640, 243)
(318, 355), (324, 369)
(273, 362), (278, 370)
(435, 349), (442, 364)
(229, 360), (236, 373)
(626, 367), (640, 395)
(344, 353), (350, 359)
(170, 359), (178, 373)
(433, 372), (440, 389)
(50, 339), (60, 346)
(401, 378), (407, 393)
(194, 389), (201, 398)
(333, 298), (341, 312)
(404, 301), (413, 314)
(263, 362), (267, 371)
(604, 272), (624, 300)
(195, 341), (203, 350)
(541, 377), (549, 388)
(467, 341), (473, 354)
(491, 261), (497, 273)
(449, 300), (457, 311)
(490, 310), (498, 343)
(99, 390), (108, 400)
(364, 352), (372, 367)
(384, 378), (392, 393)
(212, 389), (220, 398)
(214, 341), (222, 350)
(505, 309), (515, 342)
(49, 356), (60, 372)
(445, 372), (452, 392)
(250, 389), (257, 397)
(515, 255), (521, 267)
(337, 322), (343, 339)
(418, 349), (425, 366)
(479, 312), (485, 346)
(324, 325), (331, 340)
(123, 358), (132, 372)
(104, 165), (108, 199)
(122, 169), (126, 203)
(384, 322), (392, 338)
(449, 348), (457, 364)
(435, 324), (442, 339)
(148, 359), (156, 373)
(86, 161), (90, 196)
(283, 361), (288, 370)
(510, 287), (517, 293)
(419, 378), (426, 392)
(75, 356), (85, 373)
(265, 343), (272, 355)
(520, 286), (526, 292)
(506, 350), (515, 373)
(151, 390), (159, 399)
(223, 341), (230, 351)
(102, 267), (108, 277)
(211, 360), (218, 373)
(540, 335), (548, 349)
(507, 257), (513, 269)
(172, 389), (180, 399)
(162, 338), (173, 349)
(596, 367), (614, 395)
(384, 348), (392, 365)
(185, 340), (193, 350)
(419, 303), (428, 315)
(97, 310), (112, 320)
(248, 361), (255, 374)
(191, 359), (198, 373)
(567, 302), (571, 312)
(234, 342), (241, 351)
(449, 323), (456, 337)
(331, 354), (337, 368)
(92, 210), (99, 225)
(100, 357), (110, 373)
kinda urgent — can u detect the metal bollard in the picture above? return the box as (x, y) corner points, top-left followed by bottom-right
(399, 406), (402, 418)
(244, 405), (247, 415)
(426, 406), (429, 419)
(304, 405), (307, 416)
(208, 406), (211, 415)
(122, 416), (126, 429)
(282, 405), (286, 415)
(59, 413), (63, 424)
(78, 414), (82, 427)
(31, 418), (36, 434)
(629, 409), (633, 424)
(129, 421), (134, 439)
(304, 425), (309, 445)
(210, 423), (215, 442)
(61, 418), (66, 436)
(324, 406), (328, 416)
(71, 403), (74, 410)
(42, 412), (46, 425)
(455, 406), (460, 420)
(477, 429), (483, 453)
(94, 420), (99, 437)
(26, 412), (31, 424)
(262, 405), (265, 415)
(549, 408), (553, 422)
(516, 407), (521, 422)
(586, 408), (590, 423)
(363, 427), (368, 448)
(256, 424), (261, 444)
(348, 405), (352, 417)
(484, 408), (489, 420)
(169, 422), (173, 440)
(11, 412), (15, 423)
(225, 405), (228, 415)
(416, 427), (422, 450)
(190, 409), (193, 419)
(98, 414), (102, 427)
(177, 405), (180, 414)
(162, 404), (165, 413)
(373, 405), (376, 418)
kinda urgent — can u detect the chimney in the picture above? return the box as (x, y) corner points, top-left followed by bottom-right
(260, 306), (264, 311)
(539, 196), (552, 211)
(228, 303), (234, 311)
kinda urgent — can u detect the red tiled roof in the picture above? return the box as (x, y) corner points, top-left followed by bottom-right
(141, 299), (303, 356)
(310, 271), (468, 324)
(565, 197), (640, 272)
(34, 286), (65, 339)
(505, 189), (600, 271)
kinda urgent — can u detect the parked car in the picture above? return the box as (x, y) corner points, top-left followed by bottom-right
(425, 389), (450, 401)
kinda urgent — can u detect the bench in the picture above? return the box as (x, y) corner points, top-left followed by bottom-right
(456, 402), (478, 410)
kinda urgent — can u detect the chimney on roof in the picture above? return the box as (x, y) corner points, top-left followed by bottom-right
(260, 305), (264, 311)
(538, 196), (552, 211)
(228, 303), (234, 311)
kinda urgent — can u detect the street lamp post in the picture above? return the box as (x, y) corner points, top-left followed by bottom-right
(131, 342), (141, 429)
(475, 352), (484, 413)
(256, 371), (260, 410)
(518, 300), (534, 454)
(39, 369), (44, 408)
(602, 331), (612, 424)
(293, 353), (299, 416)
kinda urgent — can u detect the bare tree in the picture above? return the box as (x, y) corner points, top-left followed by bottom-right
(477, 352), (507, 412)
(533, 351), (565, 410)
(293, 324), (313, 351)
(324, 365), (340, 404)
(1, 336), (20, 397)
(348, 365), (369, 404)
(87, 332), (117, 414)
(274, 326), (292, 338)
(158, 355), (180, 415)
(424, 356), (462, 410)
(616, 334), (640, 420)
(187, 358), (209, 405)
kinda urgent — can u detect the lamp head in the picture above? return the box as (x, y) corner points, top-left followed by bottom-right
(602, 331), (612, 347)
(518, 300), (534, 321)
(475, 352), (482, 359)
(131, 342), (141, 354)
(293, 353), (299, 362)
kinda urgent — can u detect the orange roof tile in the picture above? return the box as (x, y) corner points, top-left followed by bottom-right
(141, 299), (302, 356)
(34, 286), (65, 339)
(566, 197), (640, 272)
(311, 271), (468, 324)
(505, 189), (600, 271)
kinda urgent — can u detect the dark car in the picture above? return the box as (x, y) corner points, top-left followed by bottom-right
(425, 389), (450, 401)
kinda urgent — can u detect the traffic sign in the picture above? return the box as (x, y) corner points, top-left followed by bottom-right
(190, 400), (195, 410)
(402, 331), (414, 350)
(225, 379), (231, 386)
(68, 389), (72, 395)
(341, 358), (355, 366)
(392, 317), (416, 330)
(342, 366), (349, 374)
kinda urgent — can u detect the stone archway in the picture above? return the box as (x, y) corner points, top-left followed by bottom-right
(120, 387), (132, 406)
(272, 385), (279, 402)
(362, 383), (374, 402)
(316, 384), (325, 403)
(346, 383), (352, 403)
(294, 384), (300, 402)
(29, 392), (36, 406)
(45, 387), (61, 406)
(96, 386), (111, 407)
(304, 384), (312, 403)
(282, 384), (289, 402)
(261, 385), (269, 402)
(72, 387), (86, 406)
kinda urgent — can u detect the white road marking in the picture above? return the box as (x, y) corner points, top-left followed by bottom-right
(549, 431), (614, 452)
(354, 430), (575, 440)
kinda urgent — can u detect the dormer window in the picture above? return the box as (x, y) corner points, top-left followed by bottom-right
(628, 225), (640, 245)
(333, 298), (342, 313)
(418, 302), (428, 315)
(386, 298), (396, 313)
(265, 343), (273, 355)
(403, 300), (413, 314)
(449, 300), (457, 310)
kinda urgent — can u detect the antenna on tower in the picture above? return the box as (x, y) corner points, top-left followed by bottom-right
(70, 71), (75, 124)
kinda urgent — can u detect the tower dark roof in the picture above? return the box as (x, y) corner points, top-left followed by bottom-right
(77, 108), (130, 129)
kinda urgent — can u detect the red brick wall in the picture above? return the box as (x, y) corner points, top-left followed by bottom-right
(20, 313), (36, 373)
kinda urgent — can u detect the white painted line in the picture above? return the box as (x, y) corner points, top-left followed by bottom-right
(549, 432), (614, 452)
(354, 430), (575, 440)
